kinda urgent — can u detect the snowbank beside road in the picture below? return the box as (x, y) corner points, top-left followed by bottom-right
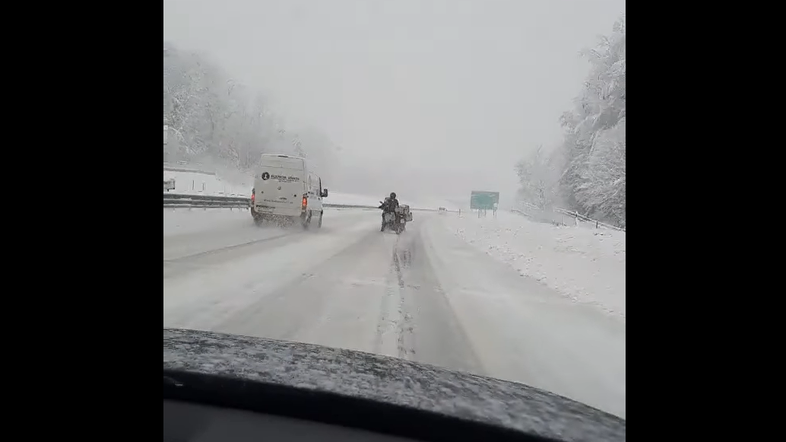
(164, 169), (249, 196)
(162, 169), (379, 205)
(440, 211), (625, 319)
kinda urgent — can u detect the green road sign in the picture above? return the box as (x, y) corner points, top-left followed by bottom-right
(470, 191), (499, 210)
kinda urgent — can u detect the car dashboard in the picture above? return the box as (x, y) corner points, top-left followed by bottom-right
(164, 399), (416, 442)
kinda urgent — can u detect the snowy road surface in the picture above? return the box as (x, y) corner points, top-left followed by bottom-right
(164, 208), (625, 418)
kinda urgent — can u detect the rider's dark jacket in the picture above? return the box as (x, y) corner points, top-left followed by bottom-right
(379, 197), (400, 213)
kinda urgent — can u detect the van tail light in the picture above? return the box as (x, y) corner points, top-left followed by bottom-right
(302, 196), (308, 208)
(251, 188), (255, 204)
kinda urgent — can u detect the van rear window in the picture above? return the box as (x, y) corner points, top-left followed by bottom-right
(259, 155), (304, 170)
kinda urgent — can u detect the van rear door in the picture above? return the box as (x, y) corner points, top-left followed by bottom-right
(254, 156), (306, 215)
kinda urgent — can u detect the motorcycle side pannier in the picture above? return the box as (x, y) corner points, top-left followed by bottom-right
(397, 205), (413, 222)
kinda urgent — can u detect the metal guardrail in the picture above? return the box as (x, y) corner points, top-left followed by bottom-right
(512, 203), (625, 232)
(164, 193), (251, 209)
(163, 193), (382, 210)
(553, 207), (625, 231)
(163, 193), (452, 212)
(163, 165), (217, 175)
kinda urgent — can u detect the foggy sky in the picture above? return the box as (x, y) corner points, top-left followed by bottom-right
(164, 0), (624, 206)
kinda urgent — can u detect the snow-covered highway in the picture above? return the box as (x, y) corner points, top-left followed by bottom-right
(164, 207), (625, 418)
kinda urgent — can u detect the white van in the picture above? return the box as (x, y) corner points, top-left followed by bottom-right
(250, 154), (328, 229)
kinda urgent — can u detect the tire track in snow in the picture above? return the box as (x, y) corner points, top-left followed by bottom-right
(373, 239), (416, 360)
(373, 236), (404, 358)
(397, 217), (486, 375)
(164, 213), (382, 331)
(392, 244), (416, 360)
(166, 212), (481, 378)
(211, 229), (385, 340)
(165, 232), (294, 263)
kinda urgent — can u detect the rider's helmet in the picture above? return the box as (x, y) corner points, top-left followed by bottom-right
(390, 192), (397, 199)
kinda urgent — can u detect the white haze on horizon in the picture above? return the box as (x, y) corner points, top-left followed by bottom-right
(164, 0), (624, 207)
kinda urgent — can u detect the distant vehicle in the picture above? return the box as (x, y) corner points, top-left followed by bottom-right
(165, 328), (626, 442)
(250, 154), (328, 229)
(164, 178), (176, 192)
(438, 207), (447, 214)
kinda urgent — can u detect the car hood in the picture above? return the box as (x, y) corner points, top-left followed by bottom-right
(164, 328), (625, 442)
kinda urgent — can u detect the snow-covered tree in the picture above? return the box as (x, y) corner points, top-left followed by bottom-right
(163, 42), (338, 178)
(514, 145), (562, 209)
(515, 15), (625, 226)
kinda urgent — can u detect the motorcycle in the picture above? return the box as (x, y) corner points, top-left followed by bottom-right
(379, 203), (413, 234)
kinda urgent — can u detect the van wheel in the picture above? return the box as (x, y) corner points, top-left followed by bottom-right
(252, 210), (263, 225)
(317, 211), (323, 228)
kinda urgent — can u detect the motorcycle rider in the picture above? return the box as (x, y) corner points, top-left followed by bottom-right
(379, 192), (400, 231)
(387, 192), (400, 210)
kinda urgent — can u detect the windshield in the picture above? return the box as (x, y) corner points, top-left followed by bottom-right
(164, 0), (625, 421)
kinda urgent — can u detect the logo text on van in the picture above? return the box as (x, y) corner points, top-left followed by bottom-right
(269, 175), (300, 183)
